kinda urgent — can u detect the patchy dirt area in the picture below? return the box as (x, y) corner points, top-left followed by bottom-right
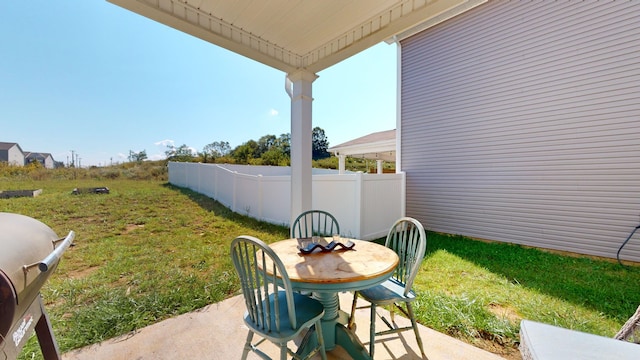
(488, 303), (522, 323)
(124, 224), (145, 234)
(475, 303), (523, 359)
(475, 339), (522, 360)
(67, 266), (99, 280)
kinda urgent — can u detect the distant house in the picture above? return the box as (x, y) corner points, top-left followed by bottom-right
(24, 152), (55, 169)
(0, 142), (25, 166)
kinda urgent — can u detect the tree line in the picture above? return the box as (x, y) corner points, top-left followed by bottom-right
(129, 127), (331, 166)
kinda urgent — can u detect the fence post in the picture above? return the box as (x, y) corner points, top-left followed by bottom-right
(232, 171), (238, 213)
(258, 174), (263, 221)
(182, 163), (187, 188)
(184, 162), (189, 189)
(184, 163), (189, 189)
(187, 163), (192, 190)
(355, 172), (363, 239)
(197, 163), (201, 193)
(214, 165), (219, 199)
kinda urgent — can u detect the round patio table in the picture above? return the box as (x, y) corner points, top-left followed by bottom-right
(268, 238), (399, 359)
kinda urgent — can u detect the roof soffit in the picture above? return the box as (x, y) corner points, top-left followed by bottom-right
(107, 0), (483, 73)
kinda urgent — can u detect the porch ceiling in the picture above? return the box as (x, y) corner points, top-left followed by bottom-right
(107, 0), (486, 73)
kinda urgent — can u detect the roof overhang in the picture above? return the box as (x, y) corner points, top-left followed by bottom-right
(107, 0), (486, 74)
(329, 129), (396, 162)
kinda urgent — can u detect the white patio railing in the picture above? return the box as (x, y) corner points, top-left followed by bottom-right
(168, 162), (405, 240)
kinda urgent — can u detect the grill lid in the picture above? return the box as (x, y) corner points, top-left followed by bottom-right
(0, 213), (73, 341)
(0, 213), (59, 296)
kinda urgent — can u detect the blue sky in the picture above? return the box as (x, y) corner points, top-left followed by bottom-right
(0, 1), (397, 167)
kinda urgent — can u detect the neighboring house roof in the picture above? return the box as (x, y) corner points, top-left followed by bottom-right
(25, 152), (52, 157)
(0, 142), (22, 151)
(0, 142), (24, 154)
(329, 129), (396, 162)
(25, 152), (53, 160)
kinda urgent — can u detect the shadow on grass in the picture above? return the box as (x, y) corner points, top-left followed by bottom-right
(425, 231), (640, 323)
(163, 183), (290, 237)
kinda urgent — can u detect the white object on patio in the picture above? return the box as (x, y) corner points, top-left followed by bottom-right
(519, 320), (639, 360)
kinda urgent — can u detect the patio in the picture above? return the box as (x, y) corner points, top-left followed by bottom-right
(62, 292), (504, 360)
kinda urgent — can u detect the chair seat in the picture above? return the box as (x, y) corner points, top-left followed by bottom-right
(358, 278), (416, 306)
(244, 291), (325, 342)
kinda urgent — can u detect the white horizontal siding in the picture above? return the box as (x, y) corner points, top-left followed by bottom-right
(400, 0), (640, 261)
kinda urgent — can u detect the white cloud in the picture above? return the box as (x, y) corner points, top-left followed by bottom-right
(269, 108), (279, 117)
(133, 140), (173, 161)
(154, 139), (175, 147)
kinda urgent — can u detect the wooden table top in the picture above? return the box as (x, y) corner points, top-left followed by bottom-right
(269, 238), (399, 288)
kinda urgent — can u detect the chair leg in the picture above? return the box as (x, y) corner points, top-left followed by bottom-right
(316, 320), (328, 360)
(389, 303), (396, 324)
(241, 331), (253, 360)
(370, 303), (377, 358)
(280, 343), (288, 360)
(348, 291), (358, 330)
(406, 303), (426, 358)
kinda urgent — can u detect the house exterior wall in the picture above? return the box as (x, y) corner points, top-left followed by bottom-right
(43, 155), (54, 169)
(0, 144), (25, 166)
(399, 1), (640, 262)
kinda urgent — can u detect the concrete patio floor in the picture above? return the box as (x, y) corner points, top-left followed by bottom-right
(62, 292), (505, 360)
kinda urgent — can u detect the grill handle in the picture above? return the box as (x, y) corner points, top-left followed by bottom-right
(38, 231), (75, 272)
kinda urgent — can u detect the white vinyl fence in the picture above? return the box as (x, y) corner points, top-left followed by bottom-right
(168, 162), (405, 240)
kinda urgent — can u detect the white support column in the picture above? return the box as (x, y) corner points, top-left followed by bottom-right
(286, 70), (318, 224)
(338, 154), (346, 174)
(377, 160), (383, 174)
(395, 39), (402, 174)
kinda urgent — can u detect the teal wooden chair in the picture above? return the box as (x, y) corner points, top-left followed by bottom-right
(230, 235), (327, 360)
(290, 210), (340, 238)
(347, 217), (428, 358)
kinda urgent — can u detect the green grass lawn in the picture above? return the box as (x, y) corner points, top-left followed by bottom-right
(414, 233), (639, 358)
(2, 173), (638, 359)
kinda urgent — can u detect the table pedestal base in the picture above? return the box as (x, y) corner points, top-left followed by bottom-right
(297, 323), (372, 360)
(296, 292), (371, 360)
